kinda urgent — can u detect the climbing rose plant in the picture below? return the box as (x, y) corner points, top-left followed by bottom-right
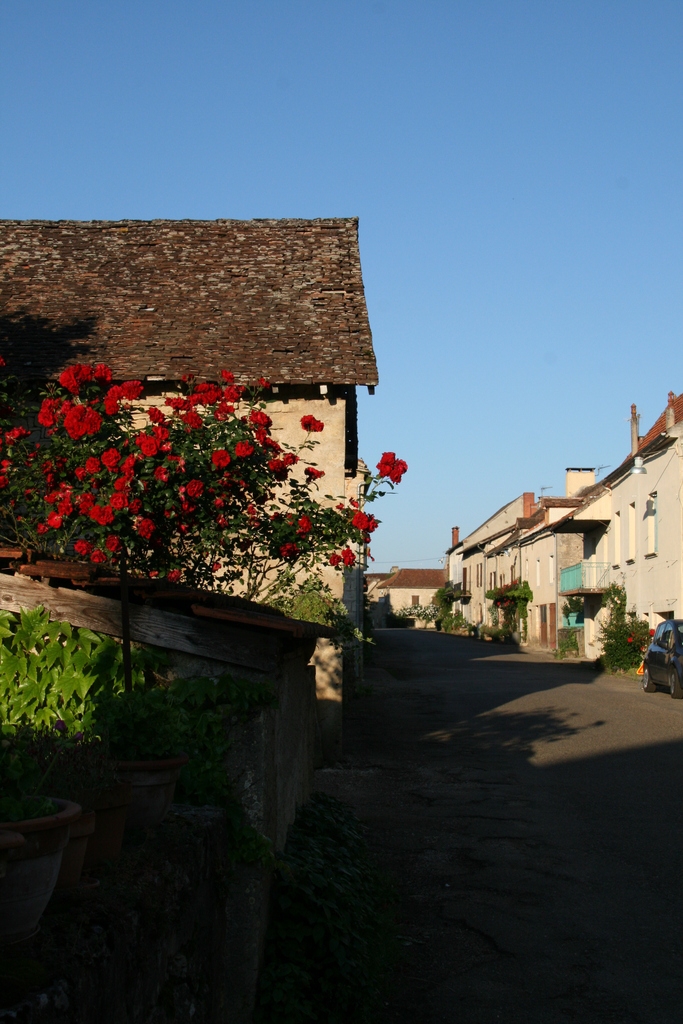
(0, 359), (407, 599)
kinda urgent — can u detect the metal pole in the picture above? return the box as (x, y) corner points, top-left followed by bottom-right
(120, 546), (132, 692)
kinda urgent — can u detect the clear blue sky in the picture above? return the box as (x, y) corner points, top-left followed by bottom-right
(2, 2), (682, 569)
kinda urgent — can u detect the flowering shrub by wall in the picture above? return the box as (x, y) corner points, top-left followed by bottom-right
(0, 360), (406, 599)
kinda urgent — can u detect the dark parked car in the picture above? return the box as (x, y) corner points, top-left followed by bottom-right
(642, 620), (683, 698)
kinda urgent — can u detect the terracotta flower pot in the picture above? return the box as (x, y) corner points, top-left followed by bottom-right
(0, 799), (82, 944)
(56, 809), (96, 888)
(115, 754), (189, 830)
(79, 782), (133, 869)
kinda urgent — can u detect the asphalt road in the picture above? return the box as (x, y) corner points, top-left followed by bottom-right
(315, 629), (683, 1024)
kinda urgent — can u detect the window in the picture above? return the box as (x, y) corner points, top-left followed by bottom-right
(646, 493), (658, 554)
(613, 510), (621, 566)
(500, 572), (505, 586)
(462, 567), (468, 592)
(549, 554), (554, 584)
(628, 502), (636, 561)
(411, 595), (419, 607)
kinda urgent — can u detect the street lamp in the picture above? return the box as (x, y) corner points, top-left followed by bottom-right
(630, 456), (647, 475)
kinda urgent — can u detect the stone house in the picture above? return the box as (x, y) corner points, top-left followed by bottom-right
(0, 217), (379, 758)
(556, 396), (683, 659)
(458, 492), (537, 627)
(372, 567), (446, 626)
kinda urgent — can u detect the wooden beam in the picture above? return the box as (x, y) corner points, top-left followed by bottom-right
(191, 603), (337, 639)
(0, 574), (278, 673)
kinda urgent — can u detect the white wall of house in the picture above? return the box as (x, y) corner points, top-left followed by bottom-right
(607, 438), (683, 629)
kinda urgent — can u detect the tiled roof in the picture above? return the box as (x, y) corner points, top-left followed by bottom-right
(637, 392), (683, 453)
(0, 218), (378, 385)
(381, 569), (446, 590)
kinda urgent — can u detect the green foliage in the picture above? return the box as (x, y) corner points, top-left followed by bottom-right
(28, 729), (118, 804)
(92, 686), (183, 761)
(169, 673), (276, 807)
(562, 595), (584, 620)
(0, 727), (57, 821)
(556, 630), (580, 659)
(486, 580), (532, 639)
(256, 794), (394, 1024)
(598, 584), (650, 671)
(0, 607), (162, 734)
(270, 575), (363, 646)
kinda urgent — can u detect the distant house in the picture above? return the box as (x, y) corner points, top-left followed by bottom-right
(370, 567), (446, 626)
(0, 217), (377, 623)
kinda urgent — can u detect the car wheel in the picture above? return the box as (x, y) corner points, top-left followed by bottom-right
(642, 665), (656, 692)
(669, 668), (683, 699)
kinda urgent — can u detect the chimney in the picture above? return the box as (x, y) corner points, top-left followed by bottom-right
(451, 526), (460, 547)
(522, 492), (535, 518)
(390, 565), (399, 574)
(666, 391), (676, 430)
(565, 468), (595, 497)
(630, 404), (640, 457)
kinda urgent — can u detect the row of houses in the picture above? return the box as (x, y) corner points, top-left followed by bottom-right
(446, 395), (683, 658)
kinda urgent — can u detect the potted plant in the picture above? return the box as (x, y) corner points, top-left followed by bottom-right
(94, 688), (188, 830)
(0, 730), (81, 943)
(29, 728), (127, 882)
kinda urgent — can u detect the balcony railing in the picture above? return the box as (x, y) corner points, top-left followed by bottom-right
(559, 561), (610, 593)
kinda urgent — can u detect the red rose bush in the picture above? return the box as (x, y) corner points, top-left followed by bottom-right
(0, 361), (406, 600)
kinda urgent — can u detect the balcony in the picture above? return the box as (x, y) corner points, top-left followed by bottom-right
(559, 561), (610, 595)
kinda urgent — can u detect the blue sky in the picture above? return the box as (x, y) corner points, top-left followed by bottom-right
(2, 1), (682, 569)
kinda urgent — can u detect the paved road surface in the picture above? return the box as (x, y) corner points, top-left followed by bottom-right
(315, 629), (683, 1024)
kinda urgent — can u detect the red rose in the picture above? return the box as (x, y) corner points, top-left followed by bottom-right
(101, 449), (121, 470)
(93, 363), (113, 383)
(36, 522), (49, 534)
(90, 505), (115, 526)
(249, 409), (272, 429)
(212, 449), (232, 469)
(211, 562), (221, 572)
(136, 517), (155, 538)
(37, 398), (61, 428)
(268, 458), (289, 481)
(153, 424), (169, 441)
(136, 435), (159, 457)
(121, 380), (143, 400)
(167, 569), (182, 583)
(297, 515), (313, 535)
(63, 405), (102, 440)
(57, 496), (73, 516)
(90, 549), (107, 564)
(283, 453), (299, 467)
(220, 370), (235, 383)
(154, 466), (169, 483)
(304, 467), (325, 480)
(352, 511), (378, 534)
(128, 499), (142, 514)
(74, 539), (93, 556)
(59, 364), (93, 395)
(377, 452), (408, 484)
(181, 411), (203, 429)
(280, 542), (299, 560)
(235, 441), (254, 458)
(329, 553), (342, 567)
(47, 511), (63, 529)
(85, 457), (101, 475)
(105, 535), (121, 553)
(341, 548), (356, 567)
(148, 406), (165, 424)
(301, 415), (324, 433)
(77, 493), (96, 514)
(186, 479), (204, 498)
(109, 493), (127, 510)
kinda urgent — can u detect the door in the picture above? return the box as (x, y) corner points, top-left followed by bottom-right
(540, 605), (548, 647)
(549, 603), (557, 649)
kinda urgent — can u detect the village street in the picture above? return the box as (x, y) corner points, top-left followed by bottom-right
(316, 629), (683, 1024)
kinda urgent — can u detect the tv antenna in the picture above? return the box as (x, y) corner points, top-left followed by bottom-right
(540, 485), (553, 497)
